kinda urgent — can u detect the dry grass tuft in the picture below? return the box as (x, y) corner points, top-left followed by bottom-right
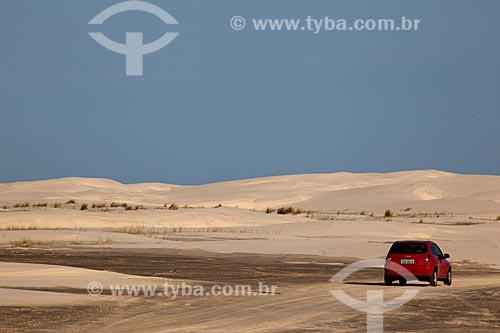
(0, 225), (83, 231)
(114, 226), (280, 237)
(97, 236), (113, 245)
(110, 202), (128, 208)
(265, 207), (275, 214)
(11, 238), (43, 247)
(276, 206), (311, 215)
(92, 203), (107, 209)
(168, 203), (179, 211)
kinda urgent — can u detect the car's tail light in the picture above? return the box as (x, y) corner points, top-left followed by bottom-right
(424, 254), (430, 264)
(386, 255), (392, 261)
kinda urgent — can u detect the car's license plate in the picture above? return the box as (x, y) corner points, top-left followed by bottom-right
(401, 259), (414, 264)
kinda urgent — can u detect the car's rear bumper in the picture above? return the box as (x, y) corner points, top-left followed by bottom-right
(385, 262), (433, 278)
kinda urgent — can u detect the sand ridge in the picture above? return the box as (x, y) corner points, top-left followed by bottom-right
(1, 170), (500, 214)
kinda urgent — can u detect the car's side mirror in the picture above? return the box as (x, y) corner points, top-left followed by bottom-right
(444, 253), (450, 259)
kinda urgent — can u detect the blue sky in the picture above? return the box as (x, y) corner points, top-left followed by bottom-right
(1, 0), (499, 184)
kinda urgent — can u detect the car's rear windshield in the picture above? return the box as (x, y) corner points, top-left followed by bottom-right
(390, 243), (428, 254)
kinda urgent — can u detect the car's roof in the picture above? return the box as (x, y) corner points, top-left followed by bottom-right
(393, 240), (430, 243)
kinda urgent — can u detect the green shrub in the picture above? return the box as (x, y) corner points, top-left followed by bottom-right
(80, 204), (88, 211)
(384, 209), (393, 218)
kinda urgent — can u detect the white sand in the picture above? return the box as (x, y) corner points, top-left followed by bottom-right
(0, 170), (499, 267)
(1, 170), (500, 214)
(1, 170), (500, 309)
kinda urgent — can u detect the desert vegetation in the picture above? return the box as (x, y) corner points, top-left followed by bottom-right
(276, 206), (311, 215)
(167, 203), (179, 210)
(66, 236), (114, 246)
(0, 200), (225, 213)
(111, 202), (128, 208)
(11, 238), (43, 247)
(265, 207), (275, 214)
(92, 203), (107, 209)
(113, 226), (281, 237)
(0, 224), (83, 231)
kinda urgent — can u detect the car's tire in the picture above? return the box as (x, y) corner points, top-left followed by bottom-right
(444, 269), (452, 286)
(430, 268), (438, 287)
(399, 278), (407, 286)
(384, 274), (392, 286)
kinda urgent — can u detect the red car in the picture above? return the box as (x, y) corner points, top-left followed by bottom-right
(384, 240), (452, 287)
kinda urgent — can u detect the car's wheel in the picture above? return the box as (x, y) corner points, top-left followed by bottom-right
(398, 278), (407, 286)
(384, 274), (392, 286)
(444, 269), (452, 286)
(430, 269), (438, 287)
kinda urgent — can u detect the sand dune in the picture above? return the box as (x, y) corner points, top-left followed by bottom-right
(1, 170), (500, 214)
(1, 170), (499, 266)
